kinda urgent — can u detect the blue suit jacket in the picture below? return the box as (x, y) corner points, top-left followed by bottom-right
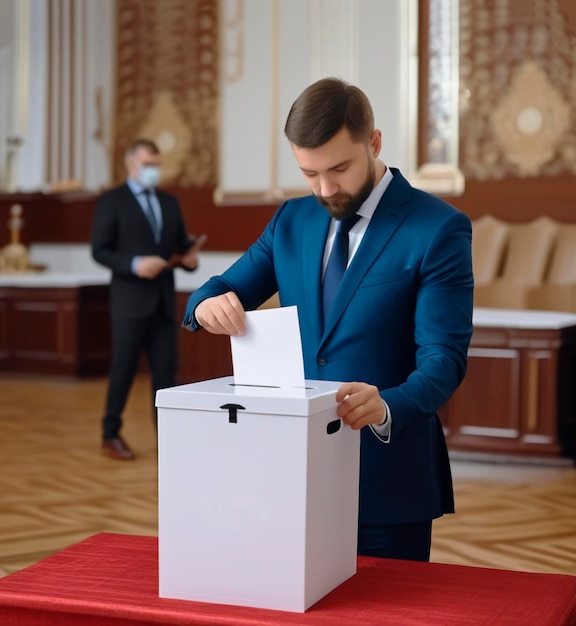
(184, 169), (474, 525)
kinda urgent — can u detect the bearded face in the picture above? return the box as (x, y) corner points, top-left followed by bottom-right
(315, 156), (376, 219)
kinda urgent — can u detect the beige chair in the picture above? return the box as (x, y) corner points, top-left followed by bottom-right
(526, 223), (576, 312)
(471, 215), (510, 287)
(474, 216), (559, 309)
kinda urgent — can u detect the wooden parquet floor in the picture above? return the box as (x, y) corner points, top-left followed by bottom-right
(0, 374), (575, 579)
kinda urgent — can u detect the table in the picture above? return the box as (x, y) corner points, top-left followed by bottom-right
(0, 533), (575, 625)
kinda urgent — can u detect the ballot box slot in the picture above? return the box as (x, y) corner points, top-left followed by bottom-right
(228, 383), (317, 390)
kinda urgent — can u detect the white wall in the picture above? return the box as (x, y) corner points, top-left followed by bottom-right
(0, 0), (114, 193)
(0, 0), (16, 191)
(217, 0), (419, 204)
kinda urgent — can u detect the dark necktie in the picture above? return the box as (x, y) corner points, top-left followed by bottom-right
(142, 189), (160, 243)
(322, 213), (361, 322)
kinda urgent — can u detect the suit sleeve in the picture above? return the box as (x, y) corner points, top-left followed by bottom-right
(182, 203), (285, 329)
(91, 193), (134, 277)
(381, 210), (473, 427)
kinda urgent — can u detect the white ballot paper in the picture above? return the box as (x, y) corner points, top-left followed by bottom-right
(230, 306), (306, 388)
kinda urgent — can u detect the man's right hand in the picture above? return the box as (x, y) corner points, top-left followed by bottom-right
(135, 256), (168, 279)
(195, 291), (246, 336)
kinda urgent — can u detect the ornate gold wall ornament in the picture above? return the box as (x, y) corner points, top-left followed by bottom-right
(112, 0), (219, 188)
(491, 60), (571, 176)
(137, 91), (192, 186)
(459, 0), (576, 180)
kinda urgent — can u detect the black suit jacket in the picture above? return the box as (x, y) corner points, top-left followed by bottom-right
(91, 183), (193, 320)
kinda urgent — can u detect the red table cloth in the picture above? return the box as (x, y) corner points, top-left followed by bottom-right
(0, 533), (575, 625)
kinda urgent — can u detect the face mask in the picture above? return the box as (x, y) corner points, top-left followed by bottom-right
(137, 165), (161, 188)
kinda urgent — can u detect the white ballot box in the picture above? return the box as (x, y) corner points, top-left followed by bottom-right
(156, 376), (360, 613)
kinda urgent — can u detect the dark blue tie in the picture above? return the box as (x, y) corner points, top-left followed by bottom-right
(142, 189), (160, 243)
(322, 214), (361, 323)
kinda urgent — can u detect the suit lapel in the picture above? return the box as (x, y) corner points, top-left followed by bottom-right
(124, 184), (161, 245)
(155, 190), (168, 243)
(321, 170), (411, 341)
(303, 203), (331, 342)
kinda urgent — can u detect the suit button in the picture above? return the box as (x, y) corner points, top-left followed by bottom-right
(317, 357), (327, 366)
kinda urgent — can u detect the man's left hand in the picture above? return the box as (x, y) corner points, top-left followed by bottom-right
(175, 246), (199, 270)
(336, 382), (387, 430)
(169, 235), (207, 270)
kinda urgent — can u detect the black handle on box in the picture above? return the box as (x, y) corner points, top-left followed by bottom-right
(220, 403), (246, 424)
(326, 419), (341, 435)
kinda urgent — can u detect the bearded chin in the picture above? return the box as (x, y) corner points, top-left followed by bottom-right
(316, 197), (352, 219)
(316, 162), (376, 219)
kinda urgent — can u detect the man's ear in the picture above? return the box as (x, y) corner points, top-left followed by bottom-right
(369, 129), (382, 158)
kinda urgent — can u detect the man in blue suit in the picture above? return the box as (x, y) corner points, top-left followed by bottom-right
(183, 78), (474, 561)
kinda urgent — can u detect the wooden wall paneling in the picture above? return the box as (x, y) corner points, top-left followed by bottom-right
(176, 292), (232, 384)
(171, 186), (276, 254)
(0, 192), (97, 246)
(446, 179), (576, 225)
(0, 182), (276, 252)
(177, 328), (232, 385)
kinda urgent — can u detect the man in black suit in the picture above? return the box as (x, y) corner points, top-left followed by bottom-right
(91, 138), (200, 460)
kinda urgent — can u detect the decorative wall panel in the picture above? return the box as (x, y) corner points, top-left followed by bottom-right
(113, 0), (219, 188)
(459, 0), (576, 180)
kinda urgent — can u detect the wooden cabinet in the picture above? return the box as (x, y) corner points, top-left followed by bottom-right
(441, 309), (576, 460)
(0, 283), (111, 376)
(0, 285), (232, 382)
(2, 285), (575, 462)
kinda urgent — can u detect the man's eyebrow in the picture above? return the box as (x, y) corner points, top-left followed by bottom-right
(300, 159), (352, 173)
(330, 159), (352, 170)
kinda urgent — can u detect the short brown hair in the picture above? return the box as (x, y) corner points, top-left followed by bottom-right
(125, 138), (160, 158)
(284, 78), (374, 148)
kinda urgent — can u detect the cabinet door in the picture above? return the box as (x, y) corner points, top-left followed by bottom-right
(0, 292), (10, 368)
(443, 346), (523, 453)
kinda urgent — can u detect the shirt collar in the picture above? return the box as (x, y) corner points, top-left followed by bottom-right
(127, 178), (150, 195)
(356, 163), (393, 221)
